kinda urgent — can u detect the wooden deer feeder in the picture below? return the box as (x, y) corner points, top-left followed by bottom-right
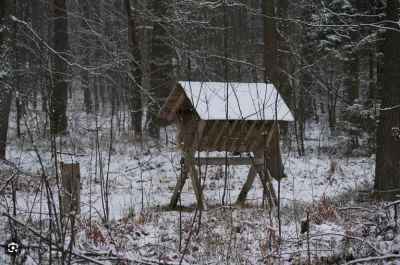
(158, 81), (294, 210)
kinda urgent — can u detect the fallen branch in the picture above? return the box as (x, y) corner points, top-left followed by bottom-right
(384, 200), (400, 209)
(0, 172), (18, 194)
(346, 254), (400, 264)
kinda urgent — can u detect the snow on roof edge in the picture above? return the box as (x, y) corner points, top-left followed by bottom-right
(178, 81), (294, 121)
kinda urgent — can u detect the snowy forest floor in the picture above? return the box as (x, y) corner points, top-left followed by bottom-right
(1, 105), (400, 265)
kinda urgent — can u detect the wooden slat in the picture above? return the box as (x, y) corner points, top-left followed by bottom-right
(221, 120), (239, 150)
(228, 120), (246, 151)
(249, 121), (269, 152)
(167, 93), (186, 121)
(211, 120), (229, 150)
(185, 157), (264, 166)
(238, 121), (257, 151)
(199, 120), (219, 150)
(191, 120), (207, 153)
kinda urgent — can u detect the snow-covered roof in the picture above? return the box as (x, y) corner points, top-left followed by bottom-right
(178, 81), (294, 121)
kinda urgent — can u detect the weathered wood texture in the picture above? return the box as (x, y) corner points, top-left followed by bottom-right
(61, 163), (81, 216)
(159, 83), (289, 210)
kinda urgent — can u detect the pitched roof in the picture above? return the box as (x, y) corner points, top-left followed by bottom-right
(171, 81), (294, 121)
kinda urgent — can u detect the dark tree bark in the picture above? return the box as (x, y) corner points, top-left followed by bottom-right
(261, 0), (286, 179)
(50, 0), (69, 135)
(81, 0), (92, 115)
(0, 0), (12, 159)
(375, 0), (400, 192)
(147, 0), (173, 139)
(298, 4), (314, 155)
(262, 0), (278, 85)
(344, 30), (360, 104)
(125, 0), (143, 140)
(277, 0), (292, 143)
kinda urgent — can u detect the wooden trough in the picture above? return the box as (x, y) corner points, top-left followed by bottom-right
(158, 81), (294, 210)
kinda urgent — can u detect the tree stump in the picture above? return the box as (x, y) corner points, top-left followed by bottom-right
(60, 162), (81, 216)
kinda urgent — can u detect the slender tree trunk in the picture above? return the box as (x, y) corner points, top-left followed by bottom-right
(50, 0), (69, 135)
(344, 30), (360, 104)
(125, 0), (143, 141)
(147, 0), (173, 139)
(375, 0), (400, 192)
(367, 50), (375, 103)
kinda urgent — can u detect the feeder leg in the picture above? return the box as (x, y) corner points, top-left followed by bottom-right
(256, 166), (278, 208)
(169, 166), (189, 209)
(186, 156), (206, 210)
(236, 165), (258, 205)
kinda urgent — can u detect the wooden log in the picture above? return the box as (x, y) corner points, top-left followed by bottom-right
(169, 164), (189, 209)
(60, 162), (81, 216)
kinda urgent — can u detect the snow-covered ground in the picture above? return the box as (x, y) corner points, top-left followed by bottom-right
(1, 106), (399, 264)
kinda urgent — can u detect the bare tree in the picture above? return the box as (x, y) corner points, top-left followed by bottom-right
(125, 0), (143, 140)
(50, 0), (69, 135)
(147, 0), (173, 140)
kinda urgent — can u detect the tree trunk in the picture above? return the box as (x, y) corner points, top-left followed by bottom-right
(81, 0), (92, 115)
(375, 0), (400, 192)
(50, 0), (69, 135)
(125, 0), (143, 141)
(262, 0), (278, 85)
(0, 0), (12, 159)
(344, 30), (360, 104)
(147, 0), (173, 139)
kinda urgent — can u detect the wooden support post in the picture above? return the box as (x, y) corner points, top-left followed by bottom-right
(236, 164), (258, 205)
(236, 153), (278, 207)
(169, 162), (189, 209)
(60, 162), (81, 216)
(256, 166), (278, 207)
(185, 152), (206, 210)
